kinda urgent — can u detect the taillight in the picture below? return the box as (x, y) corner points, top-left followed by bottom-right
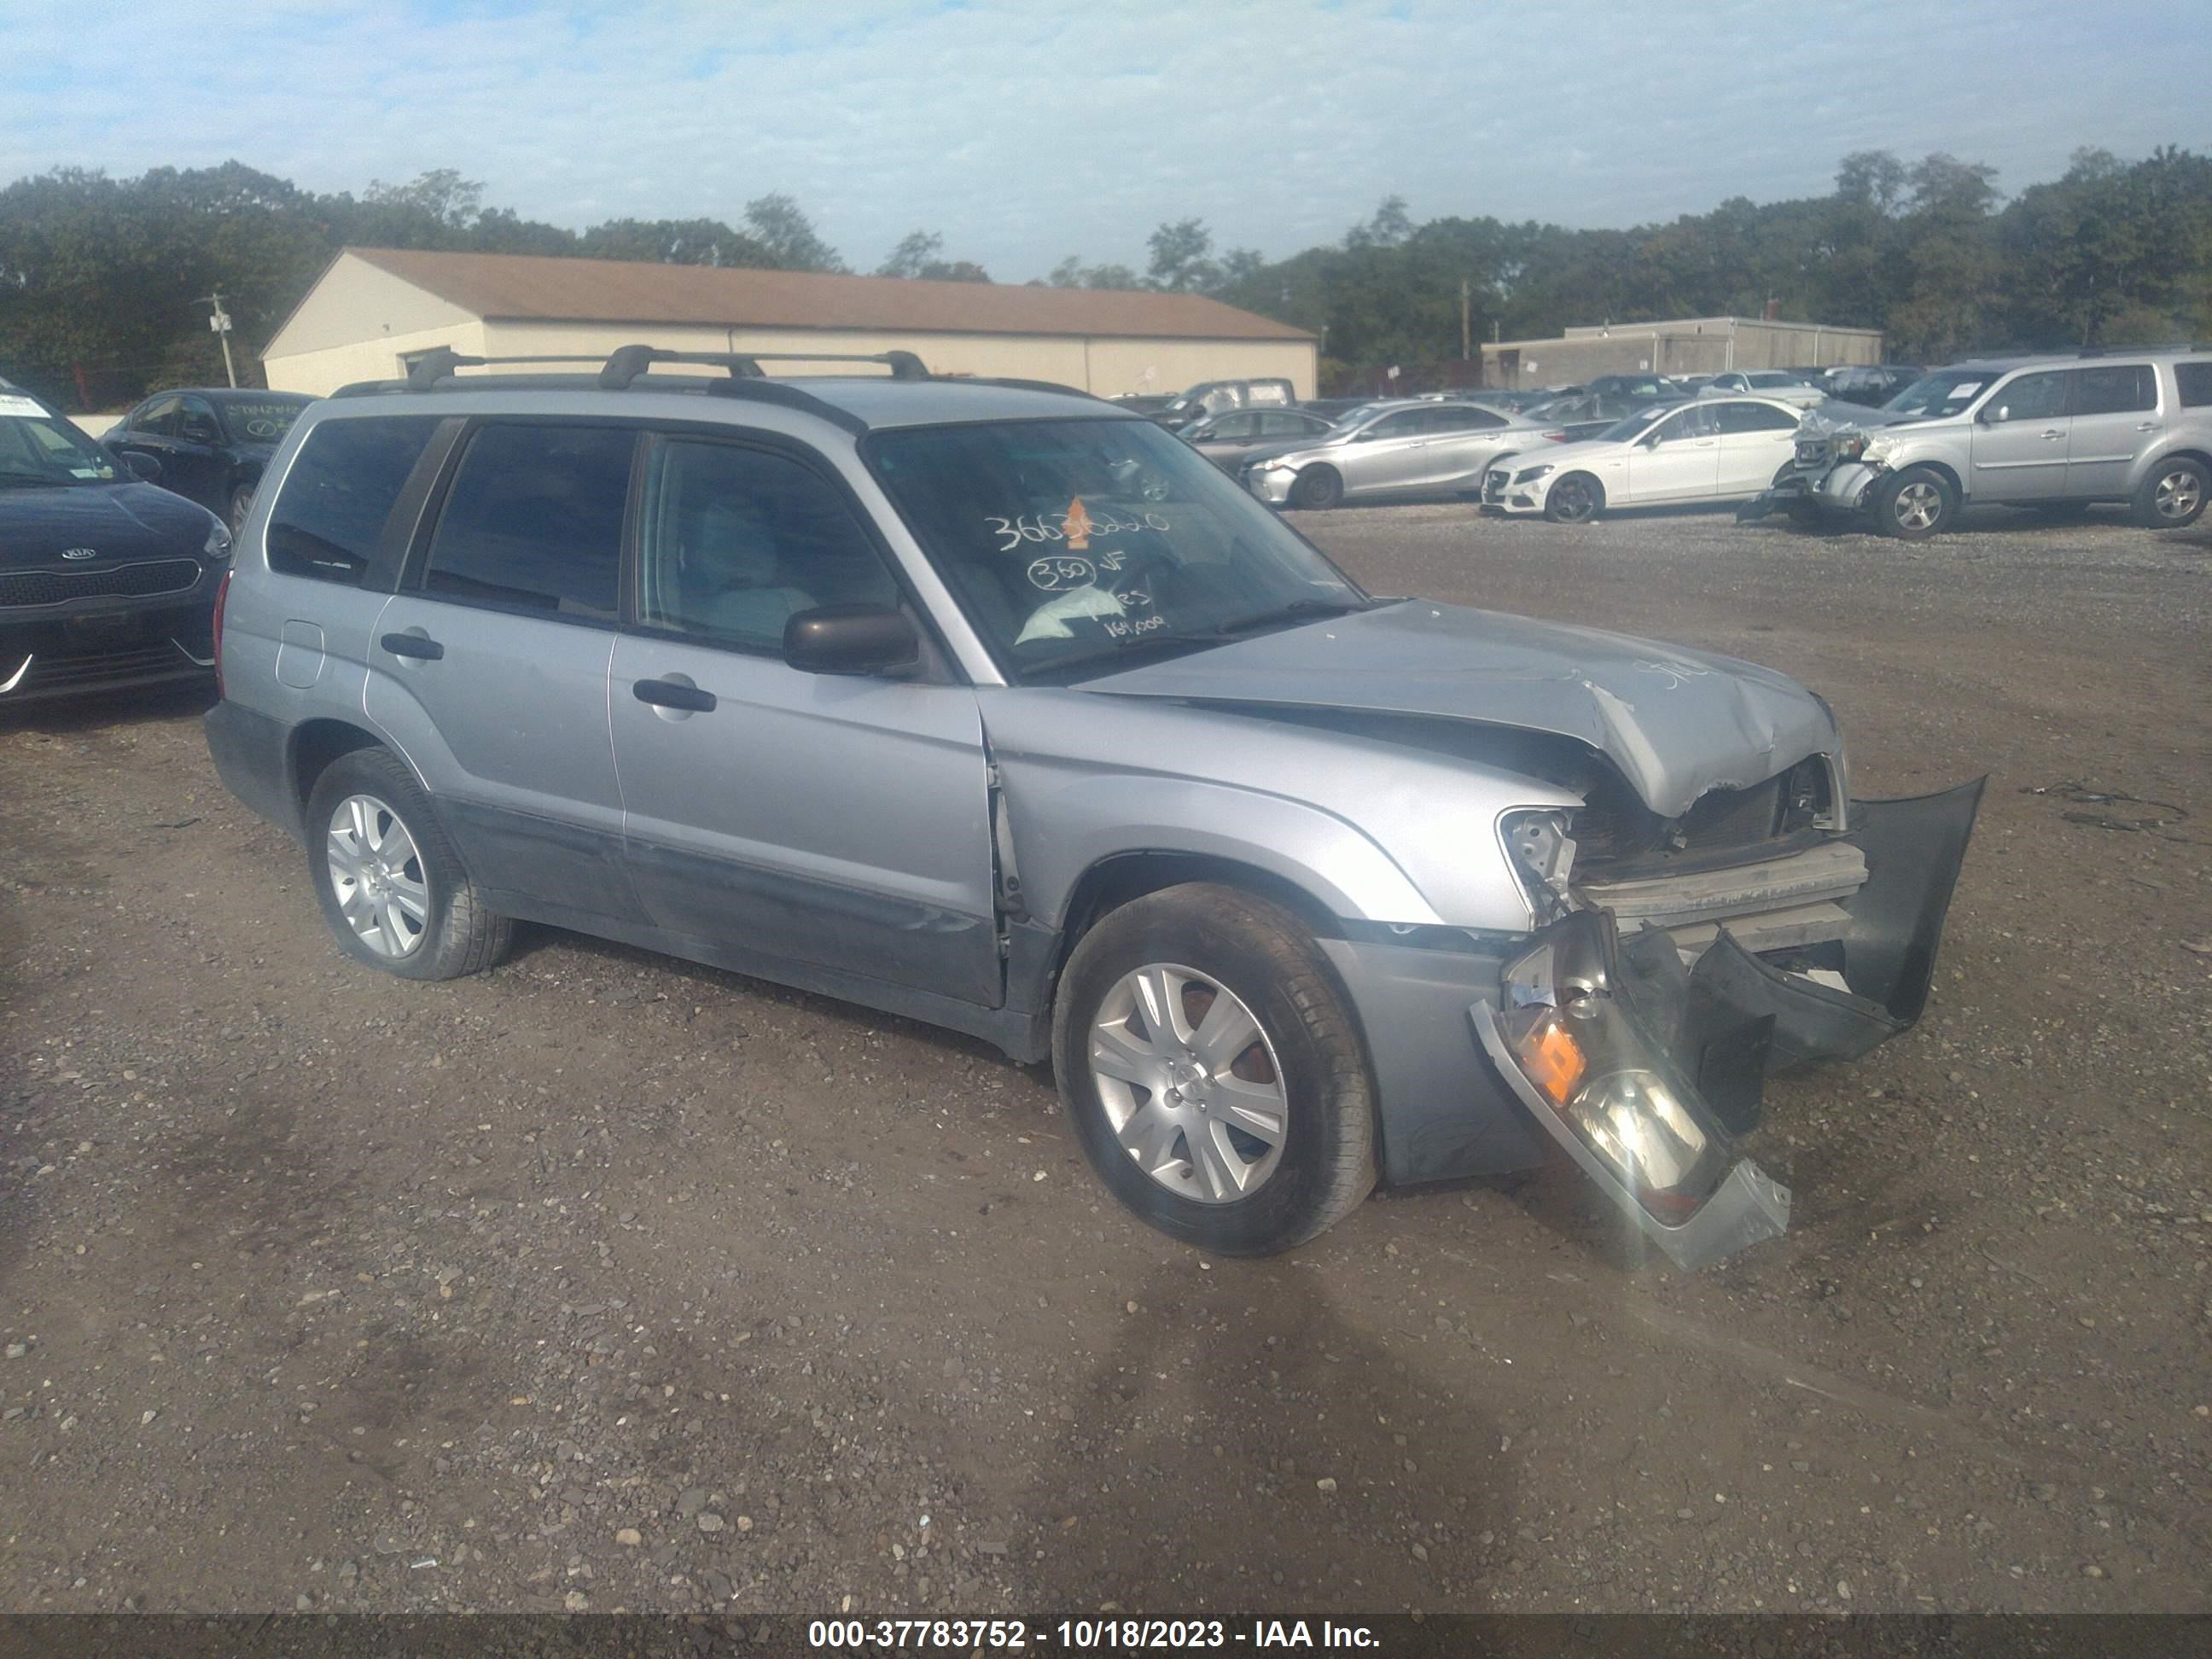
(211, 568), (232, 699)
(1542, 429), (1569, 442)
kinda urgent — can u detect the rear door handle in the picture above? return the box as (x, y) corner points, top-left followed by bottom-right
(380, 632), (444, 661)
(632, 678), (717, 713)
(2135, 421), (2157, 431)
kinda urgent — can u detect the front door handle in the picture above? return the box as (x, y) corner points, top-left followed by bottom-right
(2040, 429), (2064, 441)
(632, 677), (717, 713)
(380, 632), (444, 661)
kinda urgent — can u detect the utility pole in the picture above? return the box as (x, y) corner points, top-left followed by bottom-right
(1460, 278), (1471, 363)
(201, 291), (238, 387)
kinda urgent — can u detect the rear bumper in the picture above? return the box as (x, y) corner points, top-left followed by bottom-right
(204, 698), (301, 840)
(1332, 779), (1982, 1269)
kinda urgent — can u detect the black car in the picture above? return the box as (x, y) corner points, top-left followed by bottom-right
(102, 388), (315, 533)
(1, 381), (231, 706)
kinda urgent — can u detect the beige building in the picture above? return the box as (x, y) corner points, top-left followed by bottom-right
(261, 247), (1317, 399)
(1481, 316), (1883, 390)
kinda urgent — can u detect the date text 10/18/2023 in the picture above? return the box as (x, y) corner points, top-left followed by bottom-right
(806, 1617), (1383, 1649)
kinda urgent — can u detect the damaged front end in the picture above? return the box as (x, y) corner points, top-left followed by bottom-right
(1738, 405), (1894, 523)
(1471, 778), (1983, 1269)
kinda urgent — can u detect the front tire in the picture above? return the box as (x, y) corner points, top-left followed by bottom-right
(1289, 466), (1343, 510)
(2133, 457), (2208, 529)
(1874, 466), (1956, 539)
(1544, 472), (1604, 523)
(305, 748), (511, 981)
(1052, 883), (1376, 1255)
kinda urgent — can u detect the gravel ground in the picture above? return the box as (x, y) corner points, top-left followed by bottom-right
(1, 499), (2207, 1619)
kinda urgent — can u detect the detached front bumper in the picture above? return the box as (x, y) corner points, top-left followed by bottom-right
(1469, 778), (1984, 1269)
(1738, 462), (1881, 523)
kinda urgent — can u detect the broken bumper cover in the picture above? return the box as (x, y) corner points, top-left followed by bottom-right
(1738, 462), (1881, 522)
(1470, 778), (1984, 1269)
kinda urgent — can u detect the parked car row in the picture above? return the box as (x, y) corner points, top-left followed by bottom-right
(1202, 350), (2210, 540)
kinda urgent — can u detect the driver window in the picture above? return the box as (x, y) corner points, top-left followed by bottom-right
(639, 440), (899, 653)
(1991, 372), (2067, 422)
(1210, 413), (1259, 440)
(137, 396), (181, 437)
(1362, 411), (1422, 439)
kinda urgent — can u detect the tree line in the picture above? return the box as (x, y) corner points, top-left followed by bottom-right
(1, 146), (2205, 410)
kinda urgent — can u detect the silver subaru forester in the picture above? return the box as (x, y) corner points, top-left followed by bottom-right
(206, 345), (1982, 1267)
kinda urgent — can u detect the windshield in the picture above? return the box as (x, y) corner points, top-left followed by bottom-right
(219, 399), (311, 442)
(1884, 370), (1994, 418)
(0, 401), (122, 488)
(866, 416), (1370, 679)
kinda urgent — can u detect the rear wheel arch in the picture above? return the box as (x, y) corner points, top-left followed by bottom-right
(289, 719), (391, 815)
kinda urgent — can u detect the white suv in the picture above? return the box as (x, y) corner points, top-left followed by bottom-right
(1748, 351), (2212, 538)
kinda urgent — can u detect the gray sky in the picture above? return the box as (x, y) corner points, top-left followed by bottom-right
(5, 0), (2206, 281)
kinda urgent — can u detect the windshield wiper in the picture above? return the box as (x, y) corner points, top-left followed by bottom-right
(1022, 628), (1226, 680)
(1211, 596), (1370, 636)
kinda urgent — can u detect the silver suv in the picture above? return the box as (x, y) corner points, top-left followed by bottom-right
(206, 344), (1982, 1267)
(1747, 350), (2212, 537)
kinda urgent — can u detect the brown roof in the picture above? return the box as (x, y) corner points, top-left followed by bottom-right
(344, 247), (1313, 342)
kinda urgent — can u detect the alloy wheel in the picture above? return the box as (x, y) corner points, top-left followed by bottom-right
(1087, 963), (1289, 1204)
(1551, 478), (1596, 522)
(2152, 468), (2202, 522)
(326, 793), (430, 958)
(1892, 480), (1944, 533)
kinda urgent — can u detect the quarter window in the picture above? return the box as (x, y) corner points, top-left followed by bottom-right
(265, 416), (443, 585)
(2072, 364), (2156, 416)
(637, 440), (898, 652)
(2174, 363), (2212, 407)
(422, 424), (632, 619)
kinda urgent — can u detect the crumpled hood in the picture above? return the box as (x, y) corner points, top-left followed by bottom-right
(0, 480), (218, 566)
(1074, 599), (1839, 818)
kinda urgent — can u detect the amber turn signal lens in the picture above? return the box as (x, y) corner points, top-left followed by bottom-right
(1517, 1012), (1587, 1107)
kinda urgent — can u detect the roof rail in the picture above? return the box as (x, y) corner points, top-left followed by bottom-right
(598, 346), (931, 388)
(2077, 342), (2203, 357)
(403, 346), (611, 389)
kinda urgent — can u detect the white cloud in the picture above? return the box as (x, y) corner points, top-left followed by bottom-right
(1, 0), (2201, 281)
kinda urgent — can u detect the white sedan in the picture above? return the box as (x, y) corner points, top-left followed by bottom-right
(1480, 396), (1806, 523)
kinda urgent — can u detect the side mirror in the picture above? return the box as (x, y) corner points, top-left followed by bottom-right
(783, 604), (920, 677)
(121, 450), (161, 480)
(1978, 405), (2005, 425)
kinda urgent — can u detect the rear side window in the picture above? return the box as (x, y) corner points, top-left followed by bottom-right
(265, 416), (442, 585)
(2175, 362), (2212, 407)
(422, 424), (633, 620)
(1716, 401), (1800, 433)
(2072, 364), (2157, 416)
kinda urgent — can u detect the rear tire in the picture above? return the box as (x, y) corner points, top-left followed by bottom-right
(227, 485), (254, 535)
(2133, 457), (2208, 529)
(1290, 466), (1343, 510)
(1543, 472), (1604, 523)
(1053, 883), (1376, 1255)
(1873, 466), (1956, 539)
(305, 748), (510, 981)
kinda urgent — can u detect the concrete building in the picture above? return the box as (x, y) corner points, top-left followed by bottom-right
(261, 247), (1318, 399)
(1480, 316), (1883, 390)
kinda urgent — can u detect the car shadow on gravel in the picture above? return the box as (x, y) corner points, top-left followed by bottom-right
(0, 682), (214, 736)
(1009, 1258), (1511, 1614)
